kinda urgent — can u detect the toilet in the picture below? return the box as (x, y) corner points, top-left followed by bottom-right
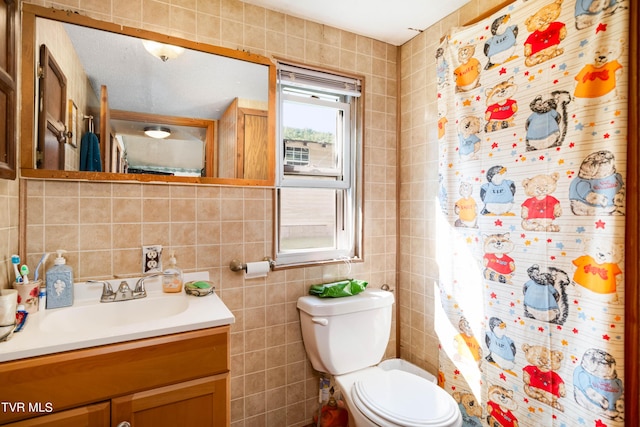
(298, 289), (462, 427)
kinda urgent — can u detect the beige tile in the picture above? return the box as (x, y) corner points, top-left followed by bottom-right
(221, 198), (243, 221)
(112, 183), (142, 198)
(266, 385), (287, 409)
(44, 180), (79, 198)
(169, 222), (197, 246)
(266, 344), (286, 369)
(44, 225), (79, 252)
(44, 197), (79, 225)
(79, 182), (112, 198)
(79, 224), (112, 251)
(230, 397), (245, 422)
(265, 304), (285, 327)
(172, 0), (196, 10)
(245, 328), (266, 353)
(286, 360), (305, 383)
(141, 223), (170, 247)
(143, 198), (170, 222)
(80, 197), (112, 224)
(220, 221), (244, 244)
(113, 198), (142, 223)
(230, 377), (244, 402)
(113, 0), (142, 21)
(143, 184), (170, 198)
(245, 307), (266, 330)
(197, 13), (221, 41)
(221, 19), (243, 47)
(285, 36), (304, 59)
(245, 372), (266, 396)
(170, 198), (196, 222)
(243, 220), (265, 243)
(142, 0), (171, 28)
(245, 284), (265, 308)
(78, 250), (113, 278)
(26, 225), (44, 254)
(26, 196), (44, 226)
(113, 248), (143, 275)
(195, 243), (220, 268)
(196, 0), (220, 16)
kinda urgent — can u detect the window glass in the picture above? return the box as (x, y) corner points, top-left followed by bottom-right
(279, 188), (337, 251)
(275, 63), (362, 266)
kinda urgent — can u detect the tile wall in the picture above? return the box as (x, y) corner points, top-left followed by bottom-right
(0, 179), (20, 288)
(20, 0), (398, 425)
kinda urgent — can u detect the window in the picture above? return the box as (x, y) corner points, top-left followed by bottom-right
(284, 145), (310, 166)
(275, 63), (363, 266)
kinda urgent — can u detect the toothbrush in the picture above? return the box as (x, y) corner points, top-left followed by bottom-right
(34, 252), (49, 281)
(20, 265), (30, 284)
(11, 255), (22, 283)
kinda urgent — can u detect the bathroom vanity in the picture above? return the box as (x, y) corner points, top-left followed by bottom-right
(0, 273), (234, 426)
(0, 326), (229, 426)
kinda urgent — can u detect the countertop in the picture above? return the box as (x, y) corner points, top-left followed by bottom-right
(0, 272), (235, 362)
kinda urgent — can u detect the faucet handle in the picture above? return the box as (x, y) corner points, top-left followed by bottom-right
(133, 276), (154, 298)
(89, 280), (115, 302)
(134, 277), (147, 294)
(104, 282), (114, 295)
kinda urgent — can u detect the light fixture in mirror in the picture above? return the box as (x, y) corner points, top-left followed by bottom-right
(142, 40), (184, 62)
(20, 4), (276, 185)
(144, 126), (171, 139)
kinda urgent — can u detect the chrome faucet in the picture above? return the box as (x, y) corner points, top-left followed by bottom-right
(90, 277), (149, 303)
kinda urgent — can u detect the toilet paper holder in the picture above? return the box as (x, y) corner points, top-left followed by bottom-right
(229, 257), (275, 273)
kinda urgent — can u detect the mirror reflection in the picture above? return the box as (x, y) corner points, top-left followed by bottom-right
(21, 5), (275, 184)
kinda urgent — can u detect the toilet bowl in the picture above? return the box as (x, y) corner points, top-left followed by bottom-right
(297, 290), (462, 427)
(336, 361), (462, 427)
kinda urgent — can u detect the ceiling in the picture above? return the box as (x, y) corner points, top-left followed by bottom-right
(240, 0), (471, 46)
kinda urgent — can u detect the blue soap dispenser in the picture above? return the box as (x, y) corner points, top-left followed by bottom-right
(46, 249), (74, 309)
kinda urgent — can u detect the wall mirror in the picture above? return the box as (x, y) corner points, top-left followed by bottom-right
(20, 4), (275, 185)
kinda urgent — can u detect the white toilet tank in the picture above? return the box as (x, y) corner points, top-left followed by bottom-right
(297, 289), (394, 375)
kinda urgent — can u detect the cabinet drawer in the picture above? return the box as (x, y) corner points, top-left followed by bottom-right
(0, 326), (229, 425)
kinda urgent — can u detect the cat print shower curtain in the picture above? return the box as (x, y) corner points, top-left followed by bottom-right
(435, 0), (629, 426)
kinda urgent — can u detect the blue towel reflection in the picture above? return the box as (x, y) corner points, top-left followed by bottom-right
(80, 132), (102, 172)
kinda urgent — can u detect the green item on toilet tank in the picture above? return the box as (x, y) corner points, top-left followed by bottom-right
(308, 279), (368, 298)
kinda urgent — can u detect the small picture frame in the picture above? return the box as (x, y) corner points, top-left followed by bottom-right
(68, 100), (78, 147)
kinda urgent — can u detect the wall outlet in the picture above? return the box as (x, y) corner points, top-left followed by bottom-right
(142, 245), (163, 273)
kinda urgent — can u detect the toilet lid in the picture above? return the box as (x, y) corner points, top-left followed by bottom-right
(352, 370), (461, 427)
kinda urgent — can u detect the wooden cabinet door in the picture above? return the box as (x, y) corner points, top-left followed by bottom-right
(237, 108), (268, 180)
(0, 0), (17, 179)
(37, 44), (67, 170)
(111, 375), (229, 427)
(4, 402), (110, 427)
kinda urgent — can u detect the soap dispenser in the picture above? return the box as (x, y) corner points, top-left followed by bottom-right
(45, 250), (74, 309)
(162, 251), (183, 293)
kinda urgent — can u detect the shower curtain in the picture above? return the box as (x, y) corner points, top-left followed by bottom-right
(435, 0), (629, 426)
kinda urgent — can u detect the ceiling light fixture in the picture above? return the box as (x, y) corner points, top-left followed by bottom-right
(144, 126), (171, 139)
(142, 40), (185, 62)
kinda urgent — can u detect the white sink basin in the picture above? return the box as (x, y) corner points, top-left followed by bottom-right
(39, 295), (190, 333)
(0, 272), (235, 362)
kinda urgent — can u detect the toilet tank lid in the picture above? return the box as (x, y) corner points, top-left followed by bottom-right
(297, 289), (394, 316)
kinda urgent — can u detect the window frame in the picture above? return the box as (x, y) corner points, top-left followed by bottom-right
(274, 62), (364, 267)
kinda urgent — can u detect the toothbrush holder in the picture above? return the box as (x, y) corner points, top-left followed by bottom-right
(13, 280), (42, 314)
